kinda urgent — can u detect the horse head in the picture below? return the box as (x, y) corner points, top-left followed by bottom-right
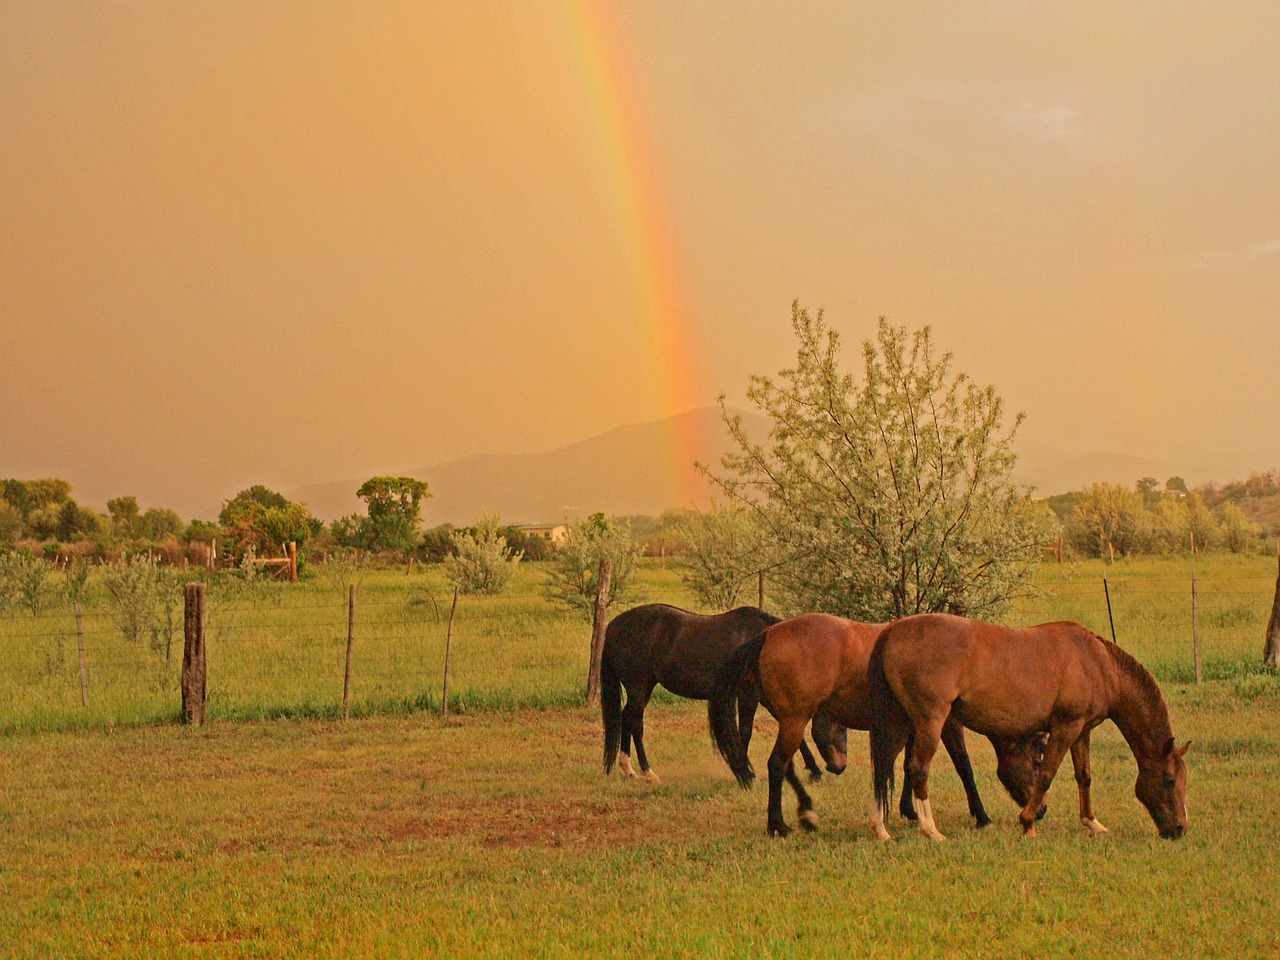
(994, 733), (1048, 816)
(810, 714), (848, 775)
(1135, 737), (1191, 839)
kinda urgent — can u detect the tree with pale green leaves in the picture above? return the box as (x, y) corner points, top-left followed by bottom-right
(541, 513), (641, 621)
(705, 303), (1055, 621)
(444, 515), (522, 595)
(675, 504), (762, 610)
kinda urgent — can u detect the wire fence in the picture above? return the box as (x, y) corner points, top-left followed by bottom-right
(2, 569), (1276, 733)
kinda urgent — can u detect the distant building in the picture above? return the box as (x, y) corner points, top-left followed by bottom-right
(512, 523), (569, 545)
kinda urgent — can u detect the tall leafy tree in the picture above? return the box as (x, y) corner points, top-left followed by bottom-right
(706, 303), (1054, 620)
(541, 513), (641, 620)
(219, 486), (320, 558)
(355, 476), (430, 552)
(675, 504), (761, 610)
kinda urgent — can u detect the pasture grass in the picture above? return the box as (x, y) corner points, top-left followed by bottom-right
(2, 553), (1277, 733)
(3, 681), (1278, 959)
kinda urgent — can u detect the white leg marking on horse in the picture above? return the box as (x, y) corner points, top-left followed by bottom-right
(916, 799), (947, 842)
(618, 752), (636, 778)
(798, 810), (819, 831)
(1082, 817), (1109, 835)
(642, 768), (661, 784)
(870, 806), (892, 843)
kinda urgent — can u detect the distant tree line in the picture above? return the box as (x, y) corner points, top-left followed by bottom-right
(1043, 473), (1276, 559)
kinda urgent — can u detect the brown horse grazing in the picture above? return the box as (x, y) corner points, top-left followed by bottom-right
(868, 614), (1191, 842)
(601, 604), (846, 784)
(708, 614), (1044, 838)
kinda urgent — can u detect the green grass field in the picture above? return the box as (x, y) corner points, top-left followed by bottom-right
(3, 554), (1280, 957)
(3, 680), (1279, 958)
(2, 554), (1277, 733)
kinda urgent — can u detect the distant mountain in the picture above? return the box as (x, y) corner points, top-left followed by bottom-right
(289, 410), (1215, 525)
(290, 408), (772, 525)
(1010, 438), (1173, 496)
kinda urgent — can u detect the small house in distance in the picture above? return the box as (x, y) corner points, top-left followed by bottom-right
(512, 523), (569, 545)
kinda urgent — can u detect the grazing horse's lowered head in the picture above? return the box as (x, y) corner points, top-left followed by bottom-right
(1136, 737), (1192, 840)
(810, 713), (848, 775)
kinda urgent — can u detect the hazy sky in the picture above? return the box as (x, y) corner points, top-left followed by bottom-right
(2, 1), (1278, 517)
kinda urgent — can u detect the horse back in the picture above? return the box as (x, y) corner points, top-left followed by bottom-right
(604, 603), (778, 700)
(757, 613), (886, 728)
(880, 615), (1115, 737)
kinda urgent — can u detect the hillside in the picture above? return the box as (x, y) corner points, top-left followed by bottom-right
(290, 408), (772, 525)
(290, 408), (1199, 526)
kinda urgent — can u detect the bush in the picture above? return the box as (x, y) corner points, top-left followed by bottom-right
(443, 516), (522, 595)
(102, 555), (162, 644)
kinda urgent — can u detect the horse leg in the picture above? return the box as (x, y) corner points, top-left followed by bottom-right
(616, 685), (637, 777)
(766, 717), (809, 838)
(798, 739), (823, 783)
(1071, 731), (1108, 836)
(783, 757), (819, 830)
(622, 686), (660, 783)
(940, 719), (992, 829)
(898, 729), (918, 821)
(870, 722), (910, 843)
(1018, 720), (1085, 837)
(905, 715), (949, 842)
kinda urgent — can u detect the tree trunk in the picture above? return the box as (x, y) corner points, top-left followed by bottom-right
(586, 557), (613, 706)
(1264, 546), (1280, 668)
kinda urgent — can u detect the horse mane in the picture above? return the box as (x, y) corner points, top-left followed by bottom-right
(1096, 633), (1172, 739)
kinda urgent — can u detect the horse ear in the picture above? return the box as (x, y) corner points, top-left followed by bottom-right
(1177, 740), (1192, 758)
(1161, 736), (1175, 759)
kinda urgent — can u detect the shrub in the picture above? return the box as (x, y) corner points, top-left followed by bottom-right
(443, 516), (522, 595)
(102, 555), (162, 644)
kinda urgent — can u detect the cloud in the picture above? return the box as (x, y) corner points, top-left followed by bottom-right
(1003, 101), (1079, 141)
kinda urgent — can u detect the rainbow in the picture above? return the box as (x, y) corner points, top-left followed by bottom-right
(559, 0), (708, 506)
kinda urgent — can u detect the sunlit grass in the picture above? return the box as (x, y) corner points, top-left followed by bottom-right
(1, 554), (1275, 733)
(1, 684), (1277, 959)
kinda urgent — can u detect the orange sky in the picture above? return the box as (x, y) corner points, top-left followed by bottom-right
(2, 1), (1278, 517)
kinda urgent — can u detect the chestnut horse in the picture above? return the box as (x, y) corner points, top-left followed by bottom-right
(601, 604), (846, 784)
(869, 614), (1190, 842)
(708, 614), (1044, 837)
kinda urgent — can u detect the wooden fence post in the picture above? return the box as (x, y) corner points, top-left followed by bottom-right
(288, 541), (298, 583)
(343, 584), (356, 721)
(74, 601), (89, 707)
(586, 556), (613, 707)
(1191, 572), (1202, 684)
(1264, 544), (1280, 668)
(442, 586), (459, 716)
(181, 582), (207, 725)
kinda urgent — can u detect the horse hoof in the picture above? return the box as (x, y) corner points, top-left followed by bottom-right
(1082, 818), (1109, 836)
(768, 823), (791, 839)
(808, 770), (823, 784)
(642, 769), (661, 785)
(974, 815), (993, 830)
(798, 810), (819, 831)
(1036, 804), (1048, 822)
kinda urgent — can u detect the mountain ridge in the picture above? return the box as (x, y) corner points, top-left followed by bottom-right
(289, 408), (1214, 525)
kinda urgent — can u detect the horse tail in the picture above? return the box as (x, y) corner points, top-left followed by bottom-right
(601, 642), (623, 774)
(708, 631), (766, 789)
(868, 628), (902, 822)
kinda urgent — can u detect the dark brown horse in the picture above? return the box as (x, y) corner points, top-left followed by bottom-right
(602, 604), (845, 784)
(869, 614), (1190, 841)
(708, 613), (1044, 837)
